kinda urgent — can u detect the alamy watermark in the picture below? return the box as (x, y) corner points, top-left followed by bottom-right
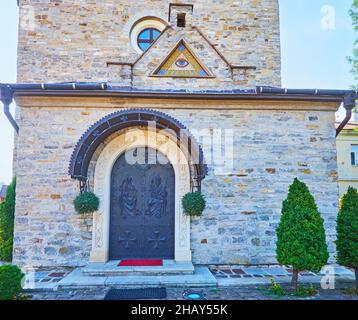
(320, 266), (335, 290)
(321, 4), (336, 30)
(21, 265), (36, 290)
(122, 123), (235, 175)
(19, 5), (36, 32)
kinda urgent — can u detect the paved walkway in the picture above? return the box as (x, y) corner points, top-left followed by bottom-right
(25, 268), (74, 290)
(23, 264), (355, 290)
(18, 264), (358, 300)
(28, 282), (358, 300)
(211, 265), (355, 286)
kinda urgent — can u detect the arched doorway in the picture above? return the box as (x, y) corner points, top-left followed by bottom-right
(109, 147), (175, 260)
(90, 128), (192, 263)
(69, 109), (208, 263)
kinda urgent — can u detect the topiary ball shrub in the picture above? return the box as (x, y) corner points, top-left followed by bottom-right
(74, 192), (100, 214)
(0, 265), (24, 300)
(182, 192), (206, 217)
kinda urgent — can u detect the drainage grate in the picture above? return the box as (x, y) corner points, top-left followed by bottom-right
(104, 288), (167, 300)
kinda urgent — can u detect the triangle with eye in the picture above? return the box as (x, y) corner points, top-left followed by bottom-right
(151, 40), (214, 78)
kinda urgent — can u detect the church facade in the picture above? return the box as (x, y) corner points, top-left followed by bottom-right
(0, 1), (351, 268)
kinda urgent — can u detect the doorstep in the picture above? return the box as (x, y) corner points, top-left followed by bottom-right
(56, 266), (217, 289)
(82, 260), (195, 276)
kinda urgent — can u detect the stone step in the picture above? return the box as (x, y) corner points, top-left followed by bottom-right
(82, 260), (195, 276)
(57, 266), (217, 289)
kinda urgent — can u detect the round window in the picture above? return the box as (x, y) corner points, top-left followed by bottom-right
(130, 17), (167, 54)
(137, 28), (161, 51)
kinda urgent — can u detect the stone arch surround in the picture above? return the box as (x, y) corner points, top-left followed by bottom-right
(90, 127), (191, 262)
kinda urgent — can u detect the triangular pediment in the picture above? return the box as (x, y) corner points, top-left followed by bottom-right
(151, 40), (213, 78)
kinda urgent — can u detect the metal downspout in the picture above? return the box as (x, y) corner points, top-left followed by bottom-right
(336, 91), (357, 137)
(0, 85), (19, 134)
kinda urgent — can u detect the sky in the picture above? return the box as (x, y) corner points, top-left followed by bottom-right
(0, 0), (356, 185)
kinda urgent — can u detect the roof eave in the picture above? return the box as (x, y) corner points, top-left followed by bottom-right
(1, 82), (353, 103)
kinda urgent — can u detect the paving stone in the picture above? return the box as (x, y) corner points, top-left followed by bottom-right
(242, 267), (268, 276)
(232, 269), (246, 275)
(49, 272), (66, 277)
(264, 267), (289, 275)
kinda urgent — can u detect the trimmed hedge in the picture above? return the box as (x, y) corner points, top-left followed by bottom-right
(74, 191), (100, 214)
(0, 178), (16, 262)
(0, 265), (24, 300)
(182, 192), (206, 217)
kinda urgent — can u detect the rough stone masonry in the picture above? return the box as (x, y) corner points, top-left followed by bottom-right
(11, 0), (340, 268)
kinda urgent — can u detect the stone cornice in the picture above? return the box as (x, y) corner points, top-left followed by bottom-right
(15, 95), (340, 112)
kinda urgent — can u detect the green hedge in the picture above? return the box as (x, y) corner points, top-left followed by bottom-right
(0, 265), (24, 300)
(0, 178), (16, 262)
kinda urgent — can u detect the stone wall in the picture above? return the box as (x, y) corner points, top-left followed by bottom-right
(12, 99), (339, 267)
(336, 129), (358, 196)
(128, 27), (257, 90)
(17, 0), (281, 87)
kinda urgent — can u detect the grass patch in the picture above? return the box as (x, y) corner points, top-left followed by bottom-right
(343, 288), (358, 296)
(294, 285), (317, 297)
(268, 279), (286, 297)
(264, 279), (318, 299)
(16, 293), (32, 300)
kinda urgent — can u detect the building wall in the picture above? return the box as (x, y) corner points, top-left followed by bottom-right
(17, 0), (281, 86)
(12, 98), (339, 267)
(336, 130), (358, 196)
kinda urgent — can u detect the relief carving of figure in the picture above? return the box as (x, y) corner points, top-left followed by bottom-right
(146, 175), (167, 217)
(119, 177), (138, 217)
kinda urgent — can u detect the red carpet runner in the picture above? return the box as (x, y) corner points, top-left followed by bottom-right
(118, 260), (163, 267)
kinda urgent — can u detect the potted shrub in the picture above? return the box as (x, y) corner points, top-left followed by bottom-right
(74, 191), (100, 214)
(0, 265), (24, 300)
(182, 192), (206, 217)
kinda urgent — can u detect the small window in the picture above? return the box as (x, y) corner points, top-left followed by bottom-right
(351, 145), (358, 166)
(137, 28), (161, 51)
(177, 13), (186, 27)
(130, 17), (167, 54)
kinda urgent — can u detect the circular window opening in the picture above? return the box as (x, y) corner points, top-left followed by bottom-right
(137, 28), (161, 52)
(130, 17), (167, 54)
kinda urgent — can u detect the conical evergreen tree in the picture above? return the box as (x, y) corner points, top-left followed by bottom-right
(276, 178), (329, 290)
(336, 186), (358, 290)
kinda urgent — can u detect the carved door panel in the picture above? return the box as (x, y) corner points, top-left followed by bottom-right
(109, 147), (175, 260)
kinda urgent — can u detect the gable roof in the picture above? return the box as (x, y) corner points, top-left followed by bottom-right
(107, 26), (256, 72)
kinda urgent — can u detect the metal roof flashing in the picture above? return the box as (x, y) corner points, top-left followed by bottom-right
(0, 82), (352, 103)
